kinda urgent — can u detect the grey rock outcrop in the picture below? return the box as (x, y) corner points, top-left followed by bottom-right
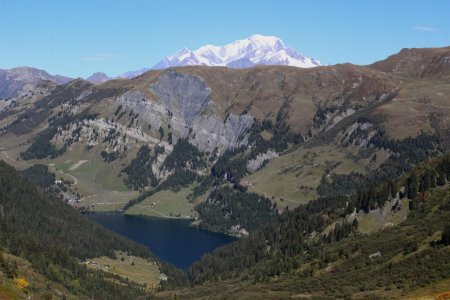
(114, 71), (254, 153)
(247, 150), (279, 172)
(116, 90), (165, 131)
(150, 70), (210, 126)
(191, 113), (254, 152)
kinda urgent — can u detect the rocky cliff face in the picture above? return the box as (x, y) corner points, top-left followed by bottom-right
(247, 150), (279, 172)
(190, 113), (254, 152)
(150, 71), (211, 126)
(111, 71), (255, 153)
(116, 90), (165, 132)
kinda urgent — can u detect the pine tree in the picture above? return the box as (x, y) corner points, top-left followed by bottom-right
(407, 172), (419, 200)
(437, 170), (446, 186)
(441, 226), (450, 246)
(429, 170), (437, 188)
(159, 126), (165, 141)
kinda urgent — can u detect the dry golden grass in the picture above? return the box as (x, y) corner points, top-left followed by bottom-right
(126, 187), (194, 218)
(84, 251), (160, 289)
(243, 144), (387, 209)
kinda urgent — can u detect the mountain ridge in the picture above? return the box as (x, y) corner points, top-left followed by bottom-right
(0, 66), (72, 99)
(0, 46), (448, 216)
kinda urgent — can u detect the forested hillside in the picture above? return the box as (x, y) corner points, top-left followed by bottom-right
(160, 154), (450, 299)
(0, 160), (187, 299)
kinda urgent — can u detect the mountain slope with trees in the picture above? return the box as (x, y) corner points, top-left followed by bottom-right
(0, 160), (188, 299)
(163, 154), (450, 299)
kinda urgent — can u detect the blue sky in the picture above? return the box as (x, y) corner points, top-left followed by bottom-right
(1, 0), (449, 78)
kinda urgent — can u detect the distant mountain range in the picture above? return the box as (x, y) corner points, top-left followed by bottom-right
(118, 34), (320, 78)
(86, 72), (111, 84)
(0, 35), (320, 95)
(0, 67), (71, 99)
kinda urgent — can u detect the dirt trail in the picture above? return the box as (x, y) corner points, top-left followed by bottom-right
(79, 191), (120, 202)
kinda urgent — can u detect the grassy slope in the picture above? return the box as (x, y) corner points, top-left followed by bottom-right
(372, 80), (450, 139)
(244, 144), (387, 209)
(355, 197), (410, 234)
(84, 251), (160, 289)
(0, 133), (139, 212)
(125, 187), (194, 218)
(45, 144), (140, 212)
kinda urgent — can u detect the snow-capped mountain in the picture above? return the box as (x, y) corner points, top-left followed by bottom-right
(119, 35), (320, 78)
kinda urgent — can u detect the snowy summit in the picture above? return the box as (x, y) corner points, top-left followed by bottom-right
(120, 35), (320, 78)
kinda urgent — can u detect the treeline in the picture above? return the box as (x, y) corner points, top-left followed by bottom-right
(20, 126), (60, 160)
(351, 180), (397, 213)
(158, 170), (201, 191)
(101, 150), (119, 163)
(122, 139), (206, 209)
(317, 132), (441, 198)
(370, 131), (441, 177)
(405, 154), (450, 209)
(123, 138), (207, 191)
(317, 172), (365, 197)
(342, 154), (450, 214)
(211, 116), (304, 183)
(247, 118), (304, 159)
(325, 219), (358, 243)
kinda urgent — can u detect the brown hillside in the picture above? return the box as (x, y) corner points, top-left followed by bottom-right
(370, 46), (450, 81)
(121, 64), (396, 132)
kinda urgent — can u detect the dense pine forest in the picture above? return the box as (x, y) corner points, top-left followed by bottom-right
(0, 161), (188, 298)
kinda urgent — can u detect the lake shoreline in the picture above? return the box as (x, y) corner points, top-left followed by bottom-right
(83, 210), (244, 238)
(86, 212), (237, 269)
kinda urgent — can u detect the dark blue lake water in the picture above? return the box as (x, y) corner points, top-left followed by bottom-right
(87, 213), (236, 269)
